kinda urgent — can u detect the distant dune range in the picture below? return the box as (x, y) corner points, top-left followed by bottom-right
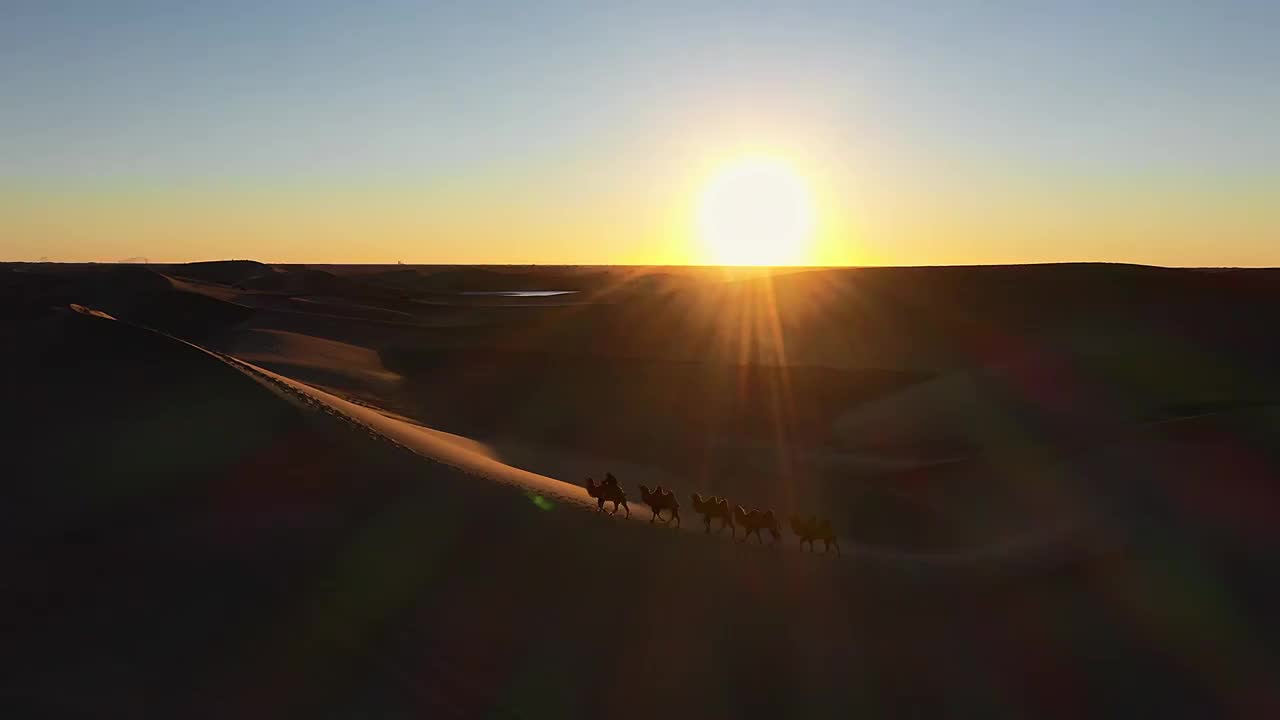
(4, 261), (1280, 717)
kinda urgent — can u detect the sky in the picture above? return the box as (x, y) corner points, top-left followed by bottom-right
(2, 1), (1277, 266)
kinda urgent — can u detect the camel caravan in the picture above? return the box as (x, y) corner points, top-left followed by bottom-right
(585, 474), (840, 555)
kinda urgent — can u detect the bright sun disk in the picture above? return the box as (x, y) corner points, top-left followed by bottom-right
(697, 156), (815, 265)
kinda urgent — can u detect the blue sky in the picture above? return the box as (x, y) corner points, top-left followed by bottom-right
(3, 1), (1277, 264)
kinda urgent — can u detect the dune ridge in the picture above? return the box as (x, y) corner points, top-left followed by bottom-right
(98, 305), (1090, 578)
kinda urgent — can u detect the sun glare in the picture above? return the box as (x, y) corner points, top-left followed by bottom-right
(697, 156), (816, 266)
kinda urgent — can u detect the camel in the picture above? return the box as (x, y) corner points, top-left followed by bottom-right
(733, 505), (780, 544)
(638, 484), (680, 526)
(790, 514), (841, 555)
(585, 474), (629, 517)
(690, 492), (734, 534)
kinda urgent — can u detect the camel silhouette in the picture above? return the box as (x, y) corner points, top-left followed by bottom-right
(690, 492), (734, 534)
(585, 473), (629, 517)
(639, 484), (680, 526)
(790, 514), (840, 555)
(733, 505), (780, 544)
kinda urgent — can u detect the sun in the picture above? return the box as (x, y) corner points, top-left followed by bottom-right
(697, 155), (816, 266)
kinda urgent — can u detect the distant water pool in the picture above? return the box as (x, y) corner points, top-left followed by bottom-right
(460, 290), (577, 297)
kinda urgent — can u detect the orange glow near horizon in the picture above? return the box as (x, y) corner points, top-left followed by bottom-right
(3, 160), (1277, 268)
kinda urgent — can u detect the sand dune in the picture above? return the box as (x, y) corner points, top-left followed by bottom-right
(20, 302), (1086, 566)
(225, 328), (403, 398)
(229, 356), (592, 508)
(6, 262), (1280, 717)
(205, 317), (1092, 572)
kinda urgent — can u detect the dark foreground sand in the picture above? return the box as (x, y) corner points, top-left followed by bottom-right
(3, 262), (1280, 717)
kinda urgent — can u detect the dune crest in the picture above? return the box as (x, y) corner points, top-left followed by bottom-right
(68, 303), (117, 320)
(228, 356), (595, 509)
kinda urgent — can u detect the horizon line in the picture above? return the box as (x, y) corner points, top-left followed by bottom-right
(4, 259), (1278, 271)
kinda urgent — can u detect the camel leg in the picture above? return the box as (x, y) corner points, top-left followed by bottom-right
(703, 516), (711, 533)
(672, 511), (680, 528)
(649, 508), (657, 523)
(621, 501), (630, 518)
